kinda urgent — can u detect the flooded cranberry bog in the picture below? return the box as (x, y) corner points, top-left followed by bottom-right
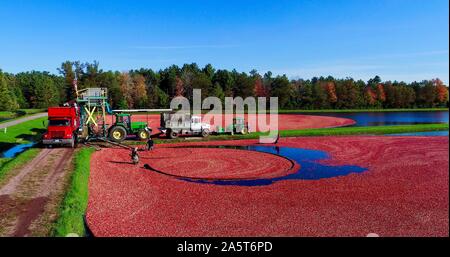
(86, 136), (449, 237)
(1, 111), (448, 237)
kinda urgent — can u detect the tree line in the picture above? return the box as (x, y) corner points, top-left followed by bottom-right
(0, 61), (448, 111)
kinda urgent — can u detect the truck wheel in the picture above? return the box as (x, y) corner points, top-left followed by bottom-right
(168, 130), (178, 139)
(137, 129), (150, 140)
(70, 136), (75, 148)
(109, 126), (127, 142)
(201, 129), (210, 137)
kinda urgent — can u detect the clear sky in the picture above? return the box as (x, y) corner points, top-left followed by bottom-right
(1, 0), (448, 83)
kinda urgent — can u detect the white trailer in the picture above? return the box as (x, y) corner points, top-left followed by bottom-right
(159, 112), (211, 139)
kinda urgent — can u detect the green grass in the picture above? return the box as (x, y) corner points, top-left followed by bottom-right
(279, 123), (449, 137)
(0, 148), (40, 184)
(15, 108), (47, 115)
(0, 108), (46, 116)
(279, 108), (449, 113)
(0, 117), (47, 180)
(0, 112), (16, 117)
(122, 123), (449, 145)
(0, 109), (46, 124)
(0, 117), (47, 143)
(52, 147), (95, 237)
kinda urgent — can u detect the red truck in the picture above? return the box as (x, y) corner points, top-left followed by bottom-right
(42, 107), (80, 148)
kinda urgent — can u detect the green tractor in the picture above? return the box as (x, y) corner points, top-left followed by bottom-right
(216, 117), (250, 135)
(108, 113), (151, 142)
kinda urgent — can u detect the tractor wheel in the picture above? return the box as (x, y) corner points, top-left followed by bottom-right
(109, 126), (127, 142)
(137, 129), (150, 141)
(168, 130), (178, 139)
(240, 127), (248, 135)
(201, 129), (210, 137)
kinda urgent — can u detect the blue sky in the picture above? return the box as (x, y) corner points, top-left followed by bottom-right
(1, 0), (448, 83)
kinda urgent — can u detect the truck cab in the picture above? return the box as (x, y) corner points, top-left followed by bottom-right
(42, 107), (80, 148)
(190, 116), (203, 131)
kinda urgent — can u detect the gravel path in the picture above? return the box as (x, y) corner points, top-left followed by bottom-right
(0, 113), (47, 129)
(0, 148), (74, 236)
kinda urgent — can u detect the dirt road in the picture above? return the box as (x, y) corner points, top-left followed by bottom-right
(0, 147), (74, 236)
(0, 113), (47, 129)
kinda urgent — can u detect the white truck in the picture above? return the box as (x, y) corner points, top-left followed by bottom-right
(160, 112), (211, 139)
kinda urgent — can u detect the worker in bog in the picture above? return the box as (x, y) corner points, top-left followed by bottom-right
(147, 138), (154, 151)
(130, 147), (139, 164)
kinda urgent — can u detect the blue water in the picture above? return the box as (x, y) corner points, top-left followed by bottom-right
(179, 145), (368, 186)
(1, 143), (35, 158)
(305, 111), (449, 126)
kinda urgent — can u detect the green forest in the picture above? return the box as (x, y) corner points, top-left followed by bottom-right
(0, 61), (448, 111)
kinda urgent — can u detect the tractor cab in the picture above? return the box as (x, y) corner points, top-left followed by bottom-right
(216, 117), (250, 135)
(232, 117), (249, 134)
(114, 113), (132, 128)
(234, 117), (245, 127)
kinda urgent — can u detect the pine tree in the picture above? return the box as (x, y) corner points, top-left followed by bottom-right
(212, 82), (225, 103)
(0, 72), (17, 111)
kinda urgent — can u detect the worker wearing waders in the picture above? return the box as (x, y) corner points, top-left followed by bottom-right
(146, 138), (154, 151)
(131, 147), (139, 164)
(274, 132), (280, 144)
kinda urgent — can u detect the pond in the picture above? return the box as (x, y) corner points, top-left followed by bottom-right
(0, 143), (35, 158)
(175, 145), (368, 186)
(304, 111), (449, 127)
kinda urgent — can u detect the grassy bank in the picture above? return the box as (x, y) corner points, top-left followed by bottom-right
(279, 123), (449, 137)
(0, 117), (47, 144)
(0, 116), (47, 181)
(279, 108), (449, 113)
(52, 147), (95, 237)
(0, 148), (40, 184)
